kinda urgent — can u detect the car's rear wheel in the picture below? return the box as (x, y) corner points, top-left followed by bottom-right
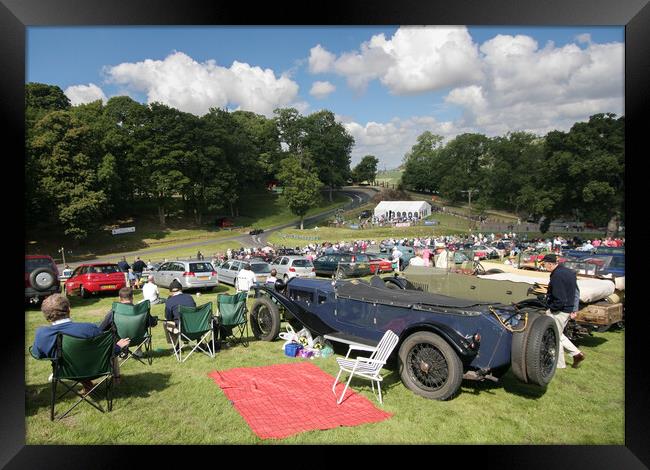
(524, 315), (559, 387)
(398, 331), (463, 401)
(250, 296), (281, 341)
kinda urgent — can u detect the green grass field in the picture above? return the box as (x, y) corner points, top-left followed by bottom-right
(26, 191), (349, 263)
(25, 282), (624, 444)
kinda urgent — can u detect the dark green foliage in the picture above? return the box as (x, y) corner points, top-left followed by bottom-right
(352, 155), (379, 183)
(400, 115), (624, 232)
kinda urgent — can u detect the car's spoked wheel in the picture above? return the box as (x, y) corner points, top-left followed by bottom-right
(398, 331), (463, 400)
(80, 285), (89, 298)
(250, 297), (281, 341)
(408, 343), (449, 390)
(539, 327), (558, 381)
(254, 304), (273, 336)
(524, 315), (559, 386)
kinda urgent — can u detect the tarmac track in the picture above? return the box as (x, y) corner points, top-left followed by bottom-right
(56, 187), (377, 271)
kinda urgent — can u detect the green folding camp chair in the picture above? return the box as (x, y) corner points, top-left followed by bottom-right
(172, 302), (217, 362)
(47, 330), (117, 420)
(113, 301), (153, 366)
(217, 291), (249, 347)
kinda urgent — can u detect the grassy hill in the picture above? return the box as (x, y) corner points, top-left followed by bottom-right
(26, 190), (348, 263)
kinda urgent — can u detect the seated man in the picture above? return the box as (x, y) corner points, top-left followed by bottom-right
(141, 275), (166, 305)
(162, 280), (196, 346)
(98, 287), (158, 333)
(32, 294), (130, 394)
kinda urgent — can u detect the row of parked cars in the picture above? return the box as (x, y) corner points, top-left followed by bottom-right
(25, 251), (398, 303)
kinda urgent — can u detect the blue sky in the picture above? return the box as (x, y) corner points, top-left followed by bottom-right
(27, 26), (624, 169)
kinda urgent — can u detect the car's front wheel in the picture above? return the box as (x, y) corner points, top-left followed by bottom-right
(250, 296), (281, 341)
(80, 285), (90, 299)
(398, 331), (463, 401)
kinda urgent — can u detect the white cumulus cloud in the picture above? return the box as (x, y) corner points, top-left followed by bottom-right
(444, 35), (624, 136)
(64, 83), (108, 105)
(103, 51), (300, 116)
(310, 26), (483, 95)
(308, 44), (336, 73)
(309, 81), (336, 99)
(342, 115), (462, 169)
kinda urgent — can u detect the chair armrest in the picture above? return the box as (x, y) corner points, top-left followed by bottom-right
(345, 343), (377, 358)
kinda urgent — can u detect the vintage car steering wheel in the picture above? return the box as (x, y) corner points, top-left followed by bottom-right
(473, 260), (486, 275)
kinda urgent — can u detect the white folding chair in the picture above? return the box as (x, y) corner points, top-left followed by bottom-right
(332, 329), (399, 405)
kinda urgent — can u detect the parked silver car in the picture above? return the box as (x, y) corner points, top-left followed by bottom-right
(215, 259), (272, 286)
(269, 255), (316, 281)
(151, 260), (218, 291)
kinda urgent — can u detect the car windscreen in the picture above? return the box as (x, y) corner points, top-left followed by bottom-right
(25, 258), (54, 272)
(96, 265), (120, 274)
(291, 259), (313, 268)
(249, 263), (271, 273)
(189, 262), (214, 273)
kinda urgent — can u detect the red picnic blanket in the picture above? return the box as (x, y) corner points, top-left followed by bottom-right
(208, 361), (392, 440)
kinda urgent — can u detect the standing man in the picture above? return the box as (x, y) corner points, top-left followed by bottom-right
(235, 263), (257, 293)
(541, 254), (585, 369)
(391, 246), (403, 273)
(132, 256), (146, 285)
(117, 256), (130, 273)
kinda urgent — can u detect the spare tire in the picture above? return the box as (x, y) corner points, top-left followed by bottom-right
(524, 314), (560, 387)
(510, 310), (541, 384)
(30, 268), (57, 291)
(250, 296), (281, 341)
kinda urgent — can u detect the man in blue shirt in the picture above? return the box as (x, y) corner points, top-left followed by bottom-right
(542, 254), (585, 369)
(162, 279), (196, 347)
(32, 294), (130, 394)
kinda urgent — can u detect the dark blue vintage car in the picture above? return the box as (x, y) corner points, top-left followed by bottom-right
(250, 276), (560, 400)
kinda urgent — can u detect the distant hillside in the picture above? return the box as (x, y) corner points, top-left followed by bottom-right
(375, 168), (403, 186)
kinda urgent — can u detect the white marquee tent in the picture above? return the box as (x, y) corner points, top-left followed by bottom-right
(374, 200), (432, 220)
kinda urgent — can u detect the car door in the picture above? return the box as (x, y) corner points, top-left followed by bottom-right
(217, 261), (232, 285)
(277, 257), (291, 278)
(154, 262), (172, 288)
(313, 255), (329, 275)
(65, 266), (86, 294)
(228, 261), (241, 286)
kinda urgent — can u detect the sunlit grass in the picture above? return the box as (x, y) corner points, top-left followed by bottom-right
(26, 283), (624, 444)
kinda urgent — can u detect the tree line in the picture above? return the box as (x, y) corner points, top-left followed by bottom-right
(25, 83), (361, 240)
(400, 113), (624, 233)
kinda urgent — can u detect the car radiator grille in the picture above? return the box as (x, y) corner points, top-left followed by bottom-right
(410, 281), (429, 292)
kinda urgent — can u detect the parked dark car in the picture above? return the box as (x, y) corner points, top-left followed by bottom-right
(249, 228), (264, 235)
(313, 252), (373, 279)
(25, 255), (60, 305)
(249, 276), (560, 401)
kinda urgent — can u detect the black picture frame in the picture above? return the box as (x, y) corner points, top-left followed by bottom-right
(7, 0), (648, 466)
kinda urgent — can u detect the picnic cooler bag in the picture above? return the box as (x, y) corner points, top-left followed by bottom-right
(284, 342), (303, 357)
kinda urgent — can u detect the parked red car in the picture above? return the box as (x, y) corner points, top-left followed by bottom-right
(64, 263), (127, 298)
(369, 257), (394, 274)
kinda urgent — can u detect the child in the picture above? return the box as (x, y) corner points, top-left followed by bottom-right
(127, 268), (139, 289)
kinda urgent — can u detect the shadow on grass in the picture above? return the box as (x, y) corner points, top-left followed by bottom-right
(26, 372), (173, 417)
(575, 335), (609, 348)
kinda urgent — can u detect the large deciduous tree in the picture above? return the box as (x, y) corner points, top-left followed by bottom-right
(277, 154), (323, 230)
(352, 155), (379, 184)
(401, 132), (444, 192)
